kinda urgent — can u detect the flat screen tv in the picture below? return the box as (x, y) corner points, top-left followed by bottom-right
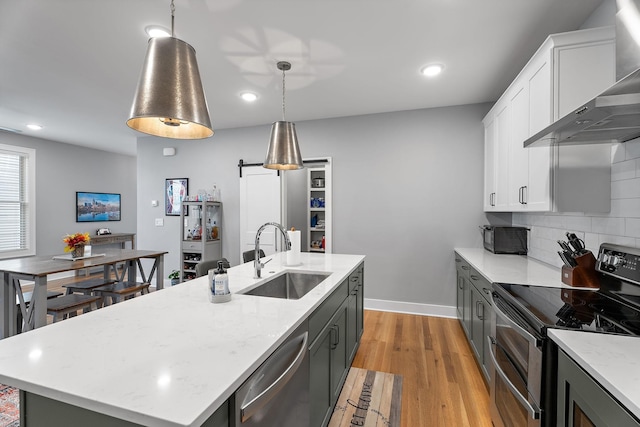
(76, 192), (121, 222)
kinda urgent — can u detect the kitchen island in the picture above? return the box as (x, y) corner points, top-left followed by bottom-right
(0, 252), (364, 427)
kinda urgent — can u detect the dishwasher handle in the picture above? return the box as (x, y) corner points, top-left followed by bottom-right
(241, 331), (308, 423)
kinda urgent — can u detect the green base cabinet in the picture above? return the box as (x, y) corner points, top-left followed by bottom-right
(468, 271), (493, 382)
(20, 391), (229, 427)
(310, 298), (349, 427)
(454, 252), (493, 383)
(556, 349), (640, 427)
(346, 263), (364, 362)
(309, 261), (364, 427)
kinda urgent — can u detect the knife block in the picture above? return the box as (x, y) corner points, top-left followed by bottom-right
(561, 251), (599, 288)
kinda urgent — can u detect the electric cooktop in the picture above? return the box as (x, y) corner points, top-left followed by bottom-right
(495, 243), (640, 336)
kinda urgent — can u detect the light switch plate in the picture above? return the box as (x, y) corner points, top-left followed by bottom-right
(151, 200), (159, 207)
(155, 218), (164, 227)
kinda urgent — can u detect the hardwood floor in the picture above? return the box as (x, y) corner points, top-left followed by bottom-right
(351, 310), (493, 427)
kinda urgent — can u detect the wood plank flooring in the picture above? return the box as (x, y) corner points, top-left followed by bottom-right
(352, 310), (492, 427)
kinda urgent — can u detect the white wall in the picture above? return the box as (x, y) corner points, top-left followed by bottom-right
(136, 103), (491, 313)
(1, 132), (137, 257)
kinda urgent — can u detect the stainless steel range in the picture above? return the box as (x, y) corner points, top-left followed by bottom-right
(488, 243), (640, 427)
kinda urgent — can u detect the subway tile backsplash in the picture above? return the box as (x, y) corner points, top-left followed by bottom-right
(513, 139), (640, 268)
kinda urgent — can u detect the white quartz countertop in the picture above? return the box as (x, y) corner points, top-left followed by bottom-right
(549, 329), (640, 419)
(454, 247), (593, 289)
(0, 252), (364, 427)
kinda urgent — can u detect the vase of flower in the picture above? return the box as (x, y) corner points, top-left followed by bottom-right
(72, 244), (85, 258)
(63, 232), (91, 258)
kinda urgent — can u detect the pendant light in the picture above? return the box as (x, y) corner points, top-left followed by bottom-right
(263, 61), (304, 170)
(127, 0), (213, 139)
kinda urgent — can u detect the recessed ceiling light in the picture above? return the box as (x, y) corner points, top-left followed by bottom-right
(241, 92), (258, 102)
(26, 124), (43, 130)
(421, 64), (444, 77)
(145, 25), (171, 38)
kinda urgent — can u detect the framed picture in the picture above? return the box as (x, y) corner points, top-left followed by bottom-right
(165, 178), (188, 216)
(76, 192), (121, 222)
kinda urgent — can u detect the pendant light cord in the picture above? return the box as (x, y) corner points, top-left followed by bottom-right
(170, 0), (175, 37)
(281, 66), (286, 121)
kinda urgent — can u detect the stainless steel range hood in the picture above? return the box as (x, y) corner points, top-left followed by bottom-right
(525, 0), (640, 147)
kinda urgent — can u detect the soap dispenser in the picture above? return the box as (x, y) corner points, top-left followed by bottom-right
(210, 261), (231, 303)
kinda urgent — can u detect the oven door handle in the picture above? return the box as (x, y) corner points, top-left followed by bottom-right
(487, 336), (541, 420)
(491, 294), (541, 348)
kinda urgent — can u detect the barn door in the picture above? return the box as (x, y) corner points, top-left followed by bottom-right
(239, 166), (285, 261)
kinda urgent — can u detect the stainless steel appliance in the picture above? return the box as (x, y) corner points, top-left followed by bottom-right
(488, 243), (640, 427)
(481, 225), (528, 255)
(234, 321), (309, 426)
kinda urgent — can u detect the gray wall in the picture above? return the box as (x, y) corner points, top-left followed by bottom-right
(137, 103), (491, 309)
(1, 132), (136, 257)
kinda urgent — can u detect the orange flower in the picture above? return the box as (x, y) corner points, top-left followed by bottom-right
(63, 232), (91, 252)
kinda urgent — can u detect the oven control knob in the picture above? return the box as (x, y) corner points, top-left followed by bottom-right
(612, 255), (626, 267)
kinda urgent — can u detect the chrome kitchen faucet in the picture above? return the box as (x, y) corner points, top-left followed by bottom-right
(254, 222), (291, 279)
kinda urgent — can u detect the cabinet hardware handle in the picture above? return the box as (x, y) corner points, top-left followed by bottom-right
(522, 186), (527, 204)
(491, 294), (542, 347)
(458, 279), (463, 290)
(330, 326), (338, 349)
(487, 336), (541, 420)
(482, 288), (491, 295)
(470, 275), (479, 281)
(461, 266), (469, 271)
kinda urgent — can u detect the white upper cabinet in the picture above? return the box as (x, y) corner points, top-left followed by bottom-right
(483, 26), (615, 213)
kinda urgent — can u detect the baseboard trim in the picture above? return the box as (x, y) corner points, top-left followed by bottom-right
(364, 298), (457, 319)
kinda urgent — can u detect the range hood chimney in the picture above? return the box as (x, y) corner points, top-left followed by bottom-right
(525, 0), (640, 147)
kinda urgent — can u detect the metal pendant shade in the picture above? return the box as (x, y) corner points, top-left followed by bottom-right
(264, 121), (303, 169)
(264, 61), (304, 170)
(127, 37), (213, 139)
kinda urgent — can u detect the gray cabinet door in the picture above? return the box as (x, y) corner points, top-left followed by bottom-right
(470, 284), (484, 362)
(557, 350), (640, 427)
(309, 326), (333, 427)
(347, 290), (358, 362)
(330, 300), (349, 405)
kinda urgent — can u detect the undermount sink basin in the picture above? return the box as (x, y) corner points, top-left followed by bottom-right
(243, 271), (330, 300)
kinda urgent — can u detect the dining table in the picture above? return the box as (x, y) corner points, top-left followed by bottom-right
(0, 249), (167, 339)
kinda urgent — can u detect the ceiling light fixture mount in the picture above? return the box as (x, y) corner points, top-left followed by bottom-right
(263, 61), (304, 170)
(127, 0), (213, 140)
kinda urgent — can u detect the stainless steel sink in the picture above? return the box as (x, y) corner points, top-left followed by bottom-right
(243, 271), (330, 300)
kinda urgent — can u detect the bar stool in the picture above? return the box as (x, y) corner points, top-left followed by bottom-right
(91, 281), (150, 306)
(46, 294), (101, 323)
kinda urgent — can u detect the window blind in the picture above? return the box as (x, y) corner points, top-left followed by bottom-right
(0, 150), (30, 253)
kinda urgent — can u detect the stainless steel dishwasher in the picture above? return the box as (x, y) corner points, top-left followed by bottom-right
(234, 321), (309, 426)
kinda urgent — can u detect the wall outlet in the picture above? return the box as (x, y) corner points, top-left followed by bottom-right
(151, 200), (159, 207)
(155, 218), (164, 227)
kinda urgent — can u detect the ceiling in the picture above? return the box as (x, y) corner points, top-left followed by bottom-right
(0, 0), (605, 156)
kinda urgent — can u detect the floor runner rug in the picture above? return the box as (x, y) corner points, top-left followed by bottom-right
(329, 367), (403, 427)
(0, 384), (19, 427)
